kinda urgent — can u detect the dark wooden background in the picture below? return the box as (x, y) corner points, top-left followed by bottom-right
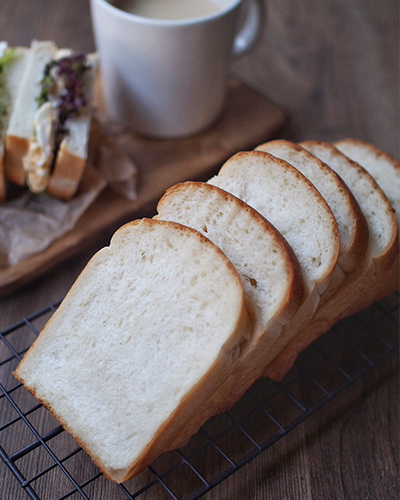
(0, 0), (399, 499)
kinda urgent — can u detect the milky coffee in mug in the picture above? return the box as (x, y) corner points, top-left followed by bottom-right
(90, 0), (264, 138)
(113, 0), (222, 21)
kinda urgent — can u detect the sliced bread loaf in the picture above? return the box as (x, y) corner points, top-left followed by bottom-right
(14, 218), (251, 482)
(155, 181), (303, 429)
(265, 141), (398, 380)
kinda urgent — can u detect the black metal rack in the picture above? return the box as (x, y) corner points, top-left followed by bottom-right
(0, 292), (398, 500)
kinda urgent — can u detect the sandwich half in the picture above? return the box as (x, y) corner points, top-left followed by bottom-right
(0, 41), (29, 201)
(5, 40), (98, 199)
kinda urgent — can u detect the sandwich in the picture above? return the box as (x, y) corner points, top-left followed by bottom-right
(0, 41), (29, 201)
(4, 40), (98, 200)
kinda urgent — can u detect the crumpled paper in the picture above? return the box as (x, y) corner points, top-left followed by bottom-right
(0, 118), (138, 266)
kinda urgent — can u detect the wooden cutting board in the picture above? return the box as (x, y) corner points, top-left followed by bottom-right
(0, 80), (286, 296)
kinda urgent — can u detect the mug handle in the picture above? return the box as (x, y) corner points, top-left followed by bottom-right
(233, 0), (265, 57)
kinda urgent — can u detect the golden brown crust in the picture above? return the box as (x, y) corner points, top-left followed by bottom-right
(47, 147), (87, 200)
(4, 134), (28, 186)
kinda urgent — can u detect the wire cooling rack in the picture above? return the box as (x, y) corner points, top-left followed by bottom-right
(0, 292), (398, 500)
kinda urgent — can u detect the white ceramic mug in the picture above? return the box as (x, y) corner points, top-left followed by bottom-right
(90, 0), (264, 138)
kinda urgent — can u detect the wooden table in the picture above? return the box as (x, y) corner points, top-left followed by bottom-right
(1, 1), (398, 499)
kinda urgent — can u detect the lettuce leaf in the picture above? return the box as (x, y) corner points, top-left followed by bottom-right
(0, 48), (17, 71)
(0, 48), (18, 137)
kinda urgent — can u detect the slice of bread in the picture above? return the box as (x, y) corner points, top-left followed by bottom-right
(155, 181), (303, 428)
(157, 181), (303, 334)
(265, 141), (398, 380)
(255, 140), (369, 275)
(5, 40), (57, 187)
(14, 218), (251, 482)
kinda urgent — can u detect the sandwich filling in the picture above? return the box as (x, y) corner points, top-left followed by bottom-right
(24, 51), (91, 193)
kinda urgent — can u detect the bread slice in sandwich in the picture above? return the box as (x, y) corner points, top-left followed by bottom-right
(155, 181), (303, 435)
(0, 41), (29, 200)
(5, 40), (57, 187)
(335, 138), (400, 297)
(265, 141), (398, 381)
(207, 150), (340, 375)
(14, 218), (251, 482)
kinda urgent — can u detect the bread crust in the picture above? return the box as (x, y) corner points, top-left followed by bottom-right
(47, 146), (87, 201)
(4, 134), (28, 186)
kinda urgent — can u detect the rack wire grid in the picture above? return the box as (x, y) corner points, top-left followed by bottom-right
(0, 291), (398, 500)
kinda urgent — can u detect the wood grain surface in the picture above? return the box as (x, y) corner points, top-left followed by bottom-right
(0, 1), (399, 499)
